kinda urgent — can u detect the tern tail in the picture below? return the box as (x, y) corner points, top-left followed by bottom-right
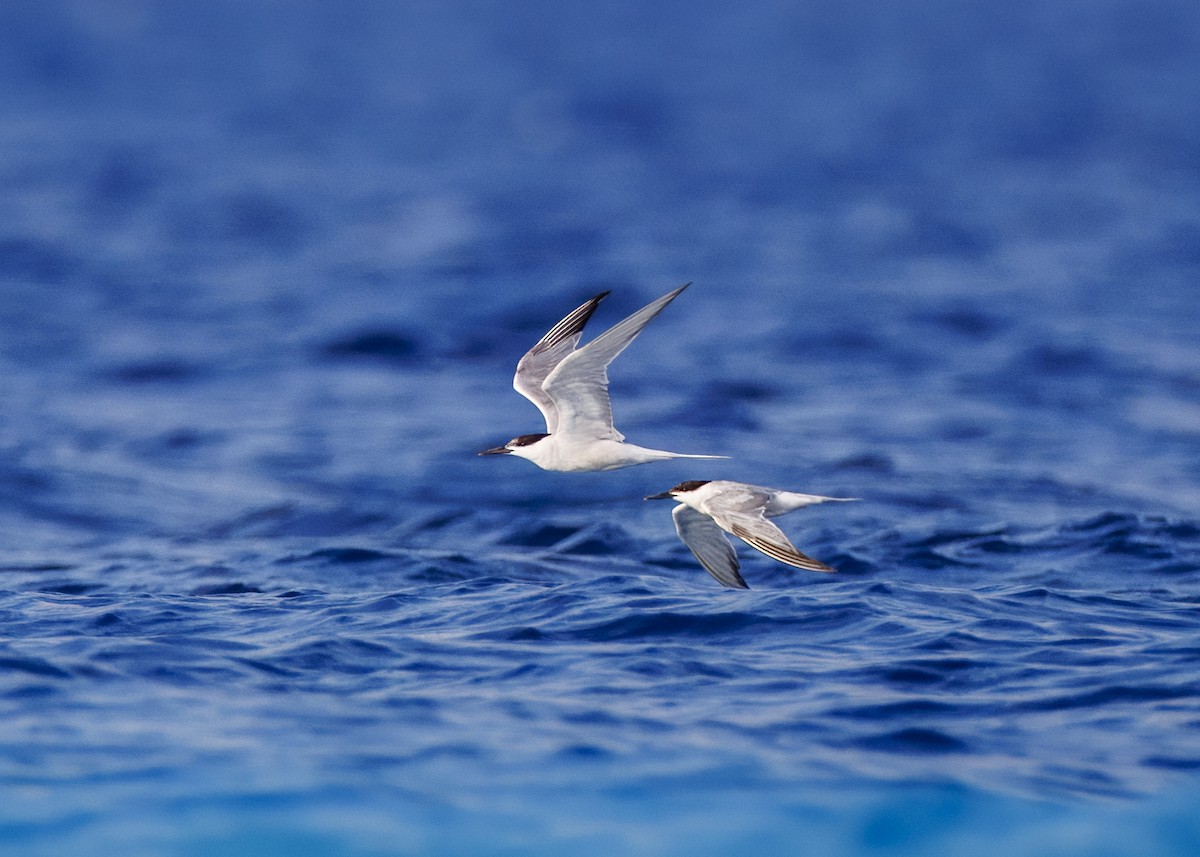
(608, 444), (729, 468)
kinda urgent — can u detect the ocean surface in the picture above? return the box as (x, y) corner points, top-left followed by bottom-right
(2, 2), (1200, 854)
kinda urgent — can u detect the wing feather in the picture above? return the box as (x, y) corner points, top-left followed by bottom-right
(513, 291), (609, 433)
(543, 284), (690, 441)
(673, 504), (748, 589)
(730, 520), (836, 573)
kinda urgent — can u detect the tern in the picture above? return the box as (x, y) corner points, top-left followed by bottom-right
(645, 479), (856, 588)
(479, 284), (727, 472)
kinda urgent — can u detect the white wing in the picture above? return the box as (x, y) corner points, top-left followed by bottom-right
(513, 291), (609, 433)
(727, 515), (835, 573)
(704, 484), (837, 573)
(673, 504), (747, 589)
(543, 283), (690, 442)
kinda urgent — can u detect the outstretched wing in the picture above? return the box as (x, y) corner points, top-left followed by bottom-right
(543, 283), (690, 442)
(673, 504), (748, 589)
(513, 291), (609, 433)
(729, 516), (836, 573)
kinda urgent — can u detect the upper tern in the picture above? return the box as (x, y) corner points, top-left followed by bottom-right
(479, 284), (727, 472)
(645, 479), (856, 588)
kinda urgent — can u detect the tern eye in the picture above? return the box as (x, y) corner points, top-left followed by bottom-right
(511, 433), (550, 447)
(672, 479), (711, 492)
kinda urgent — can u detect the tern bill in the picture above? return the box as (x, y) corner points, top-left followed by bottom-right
(646, 479), (856, 588)
(479, 284), (728, 472)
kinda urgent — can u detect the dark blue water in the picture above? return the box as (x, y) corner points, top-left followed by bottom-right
(3, 2), (1200, 854)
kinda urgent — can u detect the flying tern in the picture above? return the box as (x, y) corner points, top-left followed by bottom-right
(479, 284), (727, 472)
(645, 479), (856, 588)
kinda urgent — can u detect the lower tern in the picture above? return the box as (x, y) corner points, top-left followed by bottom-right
(479, 284), (727, 472)
(645, 480), (857, 588)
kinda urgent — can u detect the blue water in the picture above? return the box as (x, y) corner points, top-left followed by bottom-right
(3, 2), (1200, 854)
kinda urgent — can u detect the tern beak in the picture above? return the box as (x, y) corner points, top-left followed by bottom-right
(478, 445), (511, 456)
(643, 491), (674, 500)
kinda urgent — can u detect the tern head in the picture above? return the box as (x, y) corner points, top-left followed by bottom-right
(644, 480), (712, 501)
(478, 433), (551, 460)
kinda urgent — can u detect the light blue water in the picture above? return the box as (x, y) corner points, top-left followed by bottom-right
(2, 2), (1200, 854)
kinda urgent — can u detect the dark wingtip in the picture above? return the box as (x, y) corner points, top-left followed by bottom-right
(708, 564), (749, 589)
(534, 292), (610, 353)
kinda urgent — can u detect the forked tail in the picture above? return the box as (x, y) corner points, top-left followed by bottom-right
(771, 492), (859, 513)
(625, 445), (730, 466)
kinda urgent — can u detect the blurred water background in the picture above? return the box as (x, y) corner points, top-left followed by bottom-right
(2, 1), (1200, 854)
